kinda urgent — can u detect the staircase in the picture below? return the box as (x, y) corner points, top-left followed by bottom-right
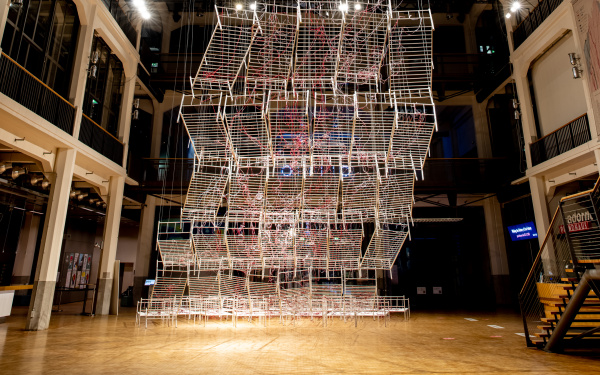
(519, 179), (600, 351)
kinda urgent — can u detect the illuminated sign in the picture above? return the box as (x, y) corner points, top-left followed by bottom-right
(144, 279), (156, 286)
(559, 210), (594, 234)
(507, 221), (538, 241)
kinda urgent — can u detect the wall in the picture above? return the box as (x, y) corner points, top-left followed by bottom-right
(531, 33), (588, 136)
(115, 222), (139, 293)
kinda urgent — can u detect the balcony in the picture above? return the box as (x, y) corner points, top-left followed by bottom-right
(529, 114), (591, 166)
(0, 52), (75, 135)
(101, 0), (137, 47)
(512, 0), (564, 50)
(78, 114), (124, 165)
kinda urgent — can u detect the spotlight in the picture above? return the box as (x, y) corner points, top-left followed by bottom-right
(70, 190), (81, 199)
(510, 1), (521, 12)
(0, 162), (12, 174)
(11, 167), (26, 179)
(235, 3), (243, 10)
(41, 178), (50, 189)
(446, 13), (453, 20)
(29, 175), (41, 185)
(96, 200), (104, 207)
(354, 3), (361, 11)
(77, 193), (88, 201)
(568, 52), (580, 66)
(102, 203), (107, 209)
(10, 0), (23, 8)
(141, 10), (151, 20)
(573, 66), (583, 79)
(250, 2), (257, 10)
(339, 3), (348, 12)
(505, 13), (511, 19)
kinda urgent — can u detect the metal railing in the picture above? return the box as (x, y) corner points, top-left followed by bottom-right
(530, 114), (591, 166)
(79, 114), (124, 165)
(100, 0), (137, 47)
(513, 0), (564, 50)
(0, 52), (75, 134)
(519, 178), (600, 347)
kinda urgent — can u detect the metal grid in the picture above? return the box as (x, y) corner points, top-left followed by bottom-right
(157, 239), (195, 267)
(378, 171), (414, 223)
(341, 169), (377, 219)
(361, 225), (409, 269)
(182, 170), (228, 222)
(180, 98), (231, 163)
(225, 95), (270, 159)
(268, 91), (310, 158)
(312, 94), (355, 157)
(193, 7), (255, 92)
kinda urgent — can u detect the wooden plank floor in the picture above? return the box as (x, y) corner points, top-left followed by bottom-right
(1, 304), (599, 374)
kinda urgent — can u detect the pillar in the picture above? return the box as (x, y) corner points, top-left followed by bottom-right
(95, 175), (125, 315)
(483, 197), (511, 305)
(512, 66), (537, 169)
(133, 195), (157, 303)
(26, 148), (76, 331)
(530, 175), (556, 276)
(118, 74), (136, 167)
(12, 212), (41, 284)
(68, 5), (97, 138)
(0, 0), (11, 45)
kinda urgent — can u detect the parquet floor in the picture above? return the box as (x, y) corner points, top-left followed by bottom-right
(1, 304), (599, 374)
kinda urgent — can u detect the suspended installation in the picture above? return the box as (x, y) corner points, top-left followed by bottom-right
(138, 0), (436, 327)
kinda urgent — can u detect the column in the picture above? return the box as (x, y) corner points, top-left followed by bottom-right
(512, 66), (537, 169)
(0, 0), (11, 45)
(68, 5), (97, 138)
(132, 195), (157, 303)
(118, 74), (136, 167)
(12, 212), (41, 284)
(26, 148), (76, 331)
(95, 175), (125, 315)
(530, 175), (556, 276)
(483, 197), (511, 305)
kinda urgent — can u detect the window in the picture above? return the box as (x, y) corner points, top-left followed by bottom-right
(1, 0), (79, 98)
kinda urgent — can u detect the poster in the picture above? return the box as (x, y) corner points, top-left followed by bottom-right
(71, 253), (79, 288)
(64, 253), (74, 288)
(80, 255), (89, 289)
(574, 0), (600, 120)
(85, 255), (92, 285)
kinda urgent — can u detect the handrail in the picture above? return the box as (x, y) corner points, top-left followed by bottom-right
(81, 113), (123, 145)
(532, 113), (588, 143)
(1, 52), (74, 109)
(518, 207), (561, 295)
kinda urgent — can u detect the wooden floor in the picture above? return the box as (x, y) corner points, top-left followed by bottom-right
(1, 304), (599, 374)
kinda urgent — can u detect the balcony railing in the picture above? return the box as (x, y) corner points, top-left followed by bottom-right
(512, 0), (564, 50)
(101, 0), (137, 47)
(79, 114), (124, 165)
(530, 114), (591, 166)
(0, 52), (75, 134)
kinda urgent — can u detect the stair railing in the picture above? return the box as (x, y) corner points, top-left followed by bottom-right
(519, 178), (600, 346)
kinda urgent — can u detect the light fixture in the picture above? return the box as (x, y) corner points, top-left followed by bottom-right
(250, 2), (257, 10)
(506, 12), (511, 19)
(10, 0), (23, 9)
(568, 53), (583, 79)
(354, 3), (362, 11)
(77, 193), (88, 201)
(41, 178), (50, 189)
(11, 167), (26, 179)
(132, 98), (140, 120)
(133, 0), (151, 20)
(512, 98), (519, 109)
(510, 1), (521, 13)
(235, 3), (243, 11)
(339, 2), (349, 12)
(514, 110), (520, 120)
(70, 189), (80, 199)
(0, 162), (12, 174)
(29, 175), (41, 185)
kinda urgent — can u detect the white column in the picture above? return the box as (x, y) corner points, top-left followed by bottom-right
(68, 5), (97, 138)
(12, 212), (41, 284)
(472, 98), (492, 158)
(95, 175), (125, 315)
(513, 66), (537, 169)
(26, 148), (76, 331)
(118, 74), (136, 167)
(133, 195), (157, 303)
(530, 175), (551, 245)
(0, 0), (11, 45)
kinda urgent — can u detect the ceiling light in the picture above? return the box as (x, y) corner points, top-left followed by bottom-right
(250, 3), (256, 10)
(339, 3), (348, 12)
(77, 193), (88, 201)
(506, 13), (511, 19)
(235, 3), (243, 10)
(141, 10), (151, 20)
(11, 167), (25, 179)
(41, 179), (50, 189)
(510, 1), (521, 12)
(30, 175), (41, 185)
(70, 190), (80, 199)
(0, 162), (12, 173)
(354, 3), (361, 10)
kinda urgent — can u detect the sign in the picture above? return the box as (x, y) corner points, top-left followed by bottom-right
(417, 287), (426, 295)
(144, 279), (156, 286)
(559, 221), (592, 234)
(507, 222), (538, 241)
(433, 287), (442, 295)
